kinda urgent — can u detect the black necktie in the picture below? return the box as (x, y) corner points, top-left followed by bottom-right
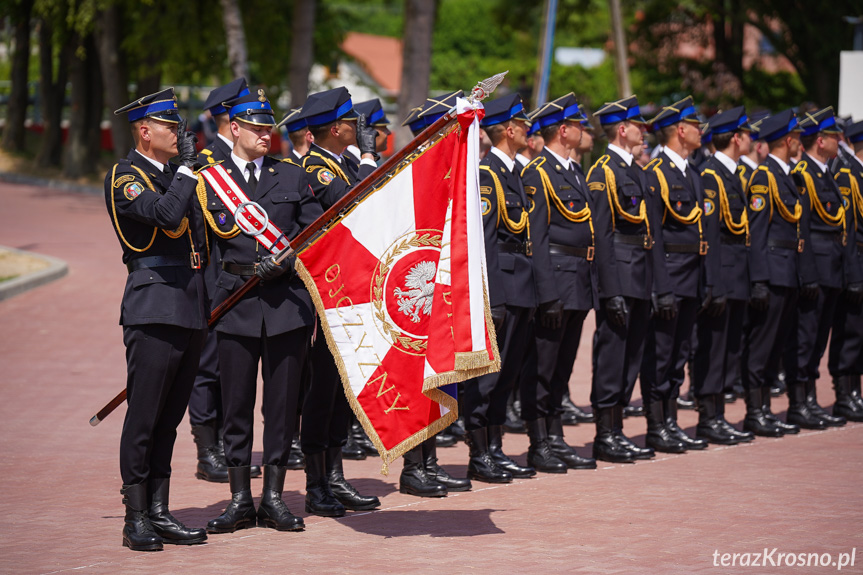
(163, 163), (171, 176)
(246, 162), (258, 194)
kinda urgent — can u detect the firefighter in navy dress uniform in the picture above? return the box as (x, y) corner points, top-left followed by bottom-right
(107, 88), (209, 551)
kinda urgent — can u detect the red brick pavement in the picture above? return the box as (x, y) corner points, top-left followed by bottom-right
(1, 181), (861, 574)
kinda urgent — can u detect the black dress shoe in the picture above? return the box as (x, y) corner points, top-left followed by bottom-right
(546, 416), (596, 469)
(400, 445), (449, 496)
(148, 478), (207, 545)
(466, 428), (513, 483)
(305, 452), (345, 517)
(257, 465), (304, 531)
(120, 483), (163, 551)
(592, 407), (635, 463)
(327, 447), (380, 511)
(623, 404), (644, 418)
(207, 467), (258, 533)
(423, 439), (471, 491)
(489, 425), (537, 477)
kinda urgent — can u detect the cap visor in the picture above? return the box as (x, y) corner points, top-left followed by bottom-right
(236, 115), (276, 127)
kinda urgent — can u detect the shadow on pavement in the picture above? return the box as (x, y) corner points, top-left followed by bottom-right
(340, 509), (504, 538)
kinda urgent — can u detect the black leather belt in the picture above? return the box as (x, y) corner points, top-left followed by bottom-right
(549, 243), (594, 261)
(498, 241), (533, 256)
(768, 238), (802, 251)
(222, 261), (257, 276)
(665, 242), (708, 255)
(613, 232), (653, 250)
(810, 230), (844, 244)
(720, 235), (748, 245)
(127, 253), (201, 273)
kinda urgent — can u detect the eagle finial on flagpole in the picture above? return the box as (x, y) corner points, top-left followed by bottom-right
(469, 71), (509, 104)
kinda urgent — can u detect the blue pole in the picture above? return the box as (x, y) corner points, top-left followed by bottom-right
(535, 0), (558, 107)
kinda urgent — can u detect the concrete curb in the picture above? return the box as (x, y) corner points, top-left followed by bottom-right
(0, 171), (101, 195)
(0, 245), (69, 302)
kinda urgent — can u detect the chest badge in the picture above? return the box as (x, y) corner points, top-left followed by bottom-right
(218, 212), (227, 225)
(826, 202), (831, 211)
(632, 197), (638, 206)
(676, 201), (682, 210)
(568, 201), (575, 209)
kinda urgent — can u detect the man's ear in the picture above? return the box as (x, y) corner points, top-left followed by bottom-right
(230, 121), (241, 138)
(139, 122), (151, 142)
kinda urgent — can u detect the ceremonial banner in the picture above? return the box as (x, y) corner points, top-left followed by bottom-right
(295, 99), (499, 472)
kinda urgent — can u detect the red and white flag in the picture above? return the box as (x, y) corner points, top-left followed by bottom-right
(295, 99), (499, 472)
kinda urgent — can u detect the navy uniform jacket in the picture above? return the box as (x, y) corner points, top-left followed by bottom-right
(105, 149), (207, 330)
(302, 143), (375, 210)
(834, 162), (863, 285)
(197, 156), (323, 337)
(586, 148), (654, 301)
(521, 148), (596, 311)
(792, 153), (853, 289)
(479, 150), (537, 309)
(746, 156), (815, 289)
(643, 151), (721, 299)
(196, 135), (233, 298)
(700, 155), (750, 301)
(197, 135), (233, 167)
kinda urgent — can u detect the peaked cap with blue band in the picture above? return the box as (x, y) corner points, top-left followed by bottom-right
(844, 119), (863, 144)
(204, 78), (249, 116)
(799, 106), (843, 137)
(531, 93), (587, 129)
(299, 87), (358, 127)
(594, 95), (646, 126)
(755, 109), (802, 143)
(649, 96), (699, 129)
(223, 88), (276, 127)
(277, 108), (307, 132)
(354, 99), (391, 126)
(114, 88), (181, 124)
(526, 107), (543, 136)
(401, 90), (463, 136)
(481, 93), (530, 127)
(707, 106), (752, 135)
(747, 110), (771, 140)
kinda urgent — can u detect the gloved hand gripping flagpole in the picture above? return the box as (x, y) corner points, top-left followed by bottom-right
(90, 71), (508, 426)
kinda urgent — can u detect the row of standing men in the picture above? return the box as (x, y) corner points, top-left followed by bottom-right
(105, 79), (863, 552)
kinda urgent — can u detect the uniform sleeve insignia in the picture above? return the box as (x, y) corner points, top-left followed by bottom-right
(113, 174), (135, 188)
(750, 184), (768, 195)
(750, 194), (766, 212)
(588, 182), (606, 192)
(123, 181), (144, 200)
(481, 197), (491, 216)
(317, 169), (335, 185)
(525, 186), (537, 195)
(703, 199), (715, 215)
(704, 189), (717, 199)
(480, 186), (492, 195)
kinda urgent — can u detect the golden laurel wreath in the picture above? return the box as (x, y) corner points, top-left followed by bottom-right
(371, 230), (443, 355)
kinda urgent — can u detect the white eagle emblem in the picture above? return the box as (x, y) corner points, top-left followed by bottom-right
(393, 261), (436, 323)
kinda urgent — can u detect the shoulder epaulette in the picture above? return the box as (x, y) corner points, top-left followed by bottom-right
(644, 157), (662, 172)
(201, 148), (213, 156)
(194, 160), (223, 175)
(520, 156), (545, 178)
(792, 160), (807, 174)
(281, 157), (300, 167)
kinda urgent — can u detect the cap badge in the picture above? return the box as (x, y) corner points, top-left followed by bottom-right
(258, 89), (266, 103)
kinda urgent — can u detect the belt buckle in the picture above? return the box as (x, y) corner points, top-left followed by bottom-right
(797, 239), (805, 253)
(525, 240), (533, 257)
(643, 234), (654, 250)
(190, 252), (202, 269)
(586, 246), (595, 261)
(699, 241), (709, 256)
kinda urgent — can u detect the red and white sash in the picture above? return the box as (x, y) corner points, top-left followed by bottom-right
(200, 163), (291, 254)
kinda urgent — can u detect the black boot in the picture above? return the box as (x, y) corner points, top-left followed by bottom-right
(743, 387), (784, 437)
(489, 424), (536, 477)
(762, 385), (799, 434)
(351, 420), (378, 455)
(191, 423), (229, 483)
(304, 451), (345, 517)
(503, 391), (527, 433)
(623, 404), (644, 417)
(695, 395), (739, 445)
(786, 381), (828, 430)
(466, 428), (513, 483)
(327, 446), (380, 510)
(286, 435), (305, 470)
(833, 375), (863, 422)
(448, 416), (468, 442)
(342, 428), (367, 461)
(207, 466), (257, 533)
(121, 483), (163, 551)
(562, 391), (595, 423)
(715, 394), (754, 442)
(665, 398), (707, 449)
(545, 416), (596, 469)
(215, 428), (260, 478)
(676, 392), (696, 410)
(592, 407), (635, 463)
(400, 445), (448, 496)
(422, 439), (471, 491)
(148, 478), (207, 545)
(645, 402), (687, 452)
(525, 419), (567, 473)
(257, 465), (304, 531)
(613, 405), (655, 460)
(805, 379), (846, 427)
(851, 375), (863, 411)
